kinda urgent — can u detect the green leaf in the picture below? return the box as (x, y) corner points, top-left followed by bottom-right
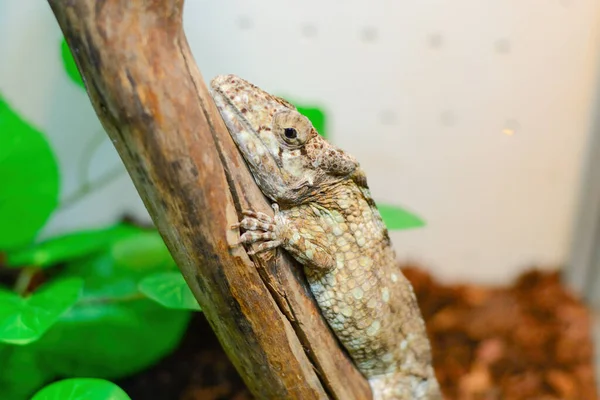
(111, 230), (175, 271)
(378, 204), (426, 230)
(0, 278), (83, 345)
(58, 229), (173, 301)
(296, 105), (327, 139)
(6, 224), (141, 269)
(139, 272), (201, 311)
(0, 344), (53, 400)
(0, 229), (187, 393)
(280, 97), (328, 140)
(33, 297), (190, 379)
(32, 246), (189, 378)
(0, 95), (60, 250)
(31, 378), (131, 400)
(60, 39), (85, 89)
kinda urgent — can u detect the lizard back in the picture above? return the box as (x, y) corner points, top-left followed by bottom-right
(296, 180), (440, 399)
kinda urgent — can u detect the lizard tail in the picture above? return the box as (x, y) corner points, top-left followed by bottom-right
(368, 370), (443, 400)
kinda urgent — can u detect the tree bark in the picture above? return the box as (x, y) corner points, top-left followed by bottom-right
(46, 1), (372, 399)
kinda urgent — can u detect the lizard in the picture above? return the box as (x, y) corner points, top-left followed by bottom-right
(210, 74), (442, 400)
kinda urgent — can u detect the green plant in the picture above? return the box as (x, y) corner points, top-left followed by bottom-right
(0, 218), (199, 399)
(61, 38), (85, 89)
(0, 95), (59, 250)
(31, 378), (131, 400)
(0, 40), (201, 400)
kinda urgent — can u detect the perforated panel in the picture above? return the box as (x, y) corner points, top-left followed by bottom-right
(1, 0), (599, 284)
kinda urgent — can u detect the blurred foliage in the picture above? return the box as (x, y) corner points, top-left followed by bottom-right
(31, 378), (131, 400)
(0, 278), (83, 345)
(296, 103), (327, 140)
(378, 203), (426, 230)
(61, 39), (85, 89)
(5, 225), (139, 269)
(0, 43), (198, 397)
(0, 222), (195, 399)
(139, 272), (202, 311)
(29, 226), (191, 379)
(0, 95), (60, 250)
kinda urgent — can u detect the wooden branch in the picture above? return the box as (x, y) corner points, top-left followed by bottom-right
(46, 1), (371, 399)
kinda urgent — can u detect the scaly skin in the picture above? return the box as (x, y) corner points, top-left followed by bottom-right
(211, 75), (442, 400)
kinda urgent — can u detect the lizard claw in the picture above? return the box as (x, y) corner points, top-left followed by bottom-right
(241, 209), (273, 223)
(233, 208), (282, 255)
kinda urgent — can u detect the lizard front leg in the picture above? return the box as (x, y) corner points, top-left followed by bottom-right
(233, 204), (336, 273)
(233, 207), (282, 255)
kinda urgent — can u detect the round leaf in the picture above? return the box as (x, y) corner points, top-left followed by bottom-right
(31, 378), (131, 400)
(139, 272), (201, 311)
(0, 278), (83, 345)
(296, 105), (326, 139)
(378, 204), (426, 230)
(32, 248), (189, 378)
(281, 97), (327, 138)
(60, 39), (85, 89)
(0, 95), (60, 250)
(6, 224), (140, 269)
(111, 231), (175, 271)
(0, 344), (53, 400)
(33, 299), (190, 379)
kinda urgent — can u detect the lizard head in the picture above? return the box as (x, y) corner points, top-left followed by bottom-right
(211, 74), (360, 205)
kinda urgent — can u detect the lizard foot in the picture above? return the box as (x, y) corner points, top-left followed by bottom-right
(232, 206), (282, 255)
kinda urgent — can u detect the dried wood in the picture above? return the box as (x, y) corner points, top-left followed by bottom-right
(46, 1), (371, 399)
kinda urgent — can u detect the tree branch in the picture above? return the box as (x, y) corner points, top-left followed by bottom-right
(46, 1), (371, 399)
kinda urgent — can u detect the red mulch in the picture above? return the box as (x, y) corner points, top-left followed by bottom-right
(118, 267), (597, 400)
(403, 266), (597, 400)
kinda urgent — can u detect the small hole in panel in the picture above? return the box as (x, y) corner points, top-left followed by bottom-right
(428, 33), (444, 49)
(494, 39), (511, 54)
(238, 16), (253, 30)
(440, 110), (457, 127)
(379, 110), (396, 125)
(361, 27), (378, 42)
(301, 24), (318, 38)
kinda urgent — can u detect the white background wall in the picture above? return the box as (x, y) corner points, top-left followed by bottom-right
(1, 0), (599, 284)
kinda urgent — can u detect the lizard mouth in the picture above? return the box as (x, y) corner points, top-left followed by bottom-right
(210, 76), (275, 165)
(210, 75), (288, 200)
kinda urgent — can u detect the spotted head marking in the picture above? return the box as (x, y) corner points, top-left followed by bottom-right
(211, 74), (360, 204)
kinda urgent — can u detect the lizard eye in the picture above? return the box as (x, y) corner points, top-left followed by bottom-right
(284, 128), (298, 139)
(273, 110), (312, 147)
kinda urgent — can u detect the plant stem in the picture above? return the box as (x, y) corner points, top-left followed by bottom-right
(58, 166), (125, 210)
(13, 267), (38, 295)
(58, 131), (126, 211)
(77, 292), (146, 305)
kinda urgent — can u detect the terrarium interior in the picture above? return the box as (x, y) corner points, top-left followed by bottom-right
(0, 1), (598, 399)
